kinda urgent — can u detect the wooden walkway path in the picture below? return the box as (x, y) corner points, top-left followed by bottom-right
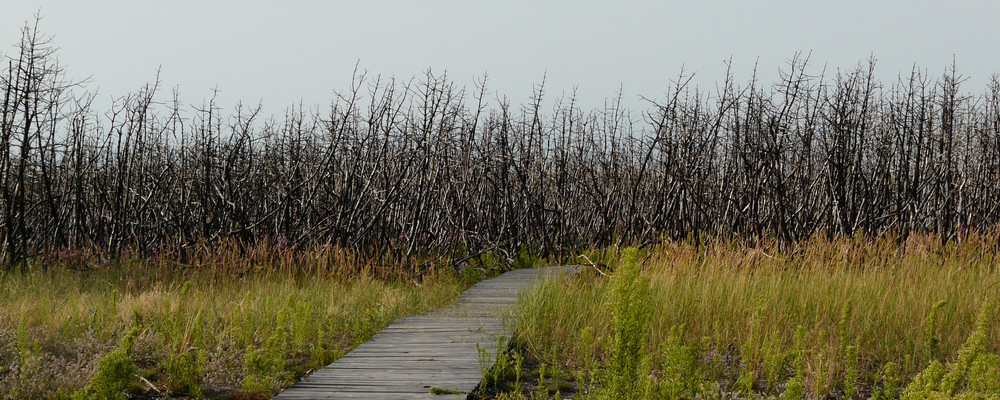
(275, 266), (578, 400)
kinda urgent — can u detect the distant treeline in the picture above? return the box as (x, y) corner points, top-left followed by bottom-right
(3, 23), (1000, 267)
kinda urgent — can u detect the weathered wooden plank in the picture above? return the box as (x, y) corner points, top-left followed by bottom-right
(274, 265), (578, 399)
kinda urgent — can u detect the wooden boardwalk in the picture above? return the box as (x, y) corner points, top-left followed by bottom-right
(274, 266), (578, 400)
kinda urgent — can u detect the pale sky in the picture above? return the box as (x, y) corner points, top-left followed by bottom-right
(3, 1), (998, 116)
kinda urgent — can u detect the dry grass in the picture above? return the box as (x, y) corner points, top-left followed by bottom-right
(512, 233), (1000, 398)
(0, 243), (466, 399)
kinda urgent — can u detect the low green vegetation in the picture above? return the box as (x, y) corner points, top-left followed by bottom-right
(429, 386), (466, 395)
(0, 243), (465, 399)
(504, 233), (1000, 399)
(70, 325), (141, 400)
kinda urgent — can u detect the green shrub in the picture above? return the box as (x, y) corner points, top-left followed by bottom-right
(781, 326), (807, 400)
(165, 347), (207, 398)
(966, 353), (1000, 393)
(845, 344), (860, 399)
(243, 332), (287, 394)
(14, 317), (42, 399)
(477, 335), (513, 391)
(73, 326), (140, 400)
(839, 301), (853, 357)
(735, 344), (755, 395)
(603, 247), (653, 399)
(308, 327), (331, 369)
(923, 300), (947, 361)
(902, 361), (947, 399)
(648, 325), (704, 399)
(783, 375), (806, 400)
(810, 330), (835, 398)
(872, 361), (902, 400)
(763, 334), (786, 393)
(902, 305), (1000, 399)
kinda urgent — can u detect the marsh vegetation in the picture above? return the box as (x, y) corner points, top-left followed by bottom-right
(499, 234), (999, 399)
(0, 243), (465, 398)
(3, 17), (1000, 399)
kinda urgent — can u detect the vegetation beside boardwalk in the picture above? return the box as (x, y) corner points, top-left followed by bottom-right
(0, 242), (470, 399)
(501, 233), (1000, 399)
(6, 17), (1000, 400)
(9, 233), (998, 399)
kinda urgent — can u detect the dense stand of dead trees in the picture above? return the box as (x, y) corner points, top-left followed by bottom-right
(3, 25), (1000, 269)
